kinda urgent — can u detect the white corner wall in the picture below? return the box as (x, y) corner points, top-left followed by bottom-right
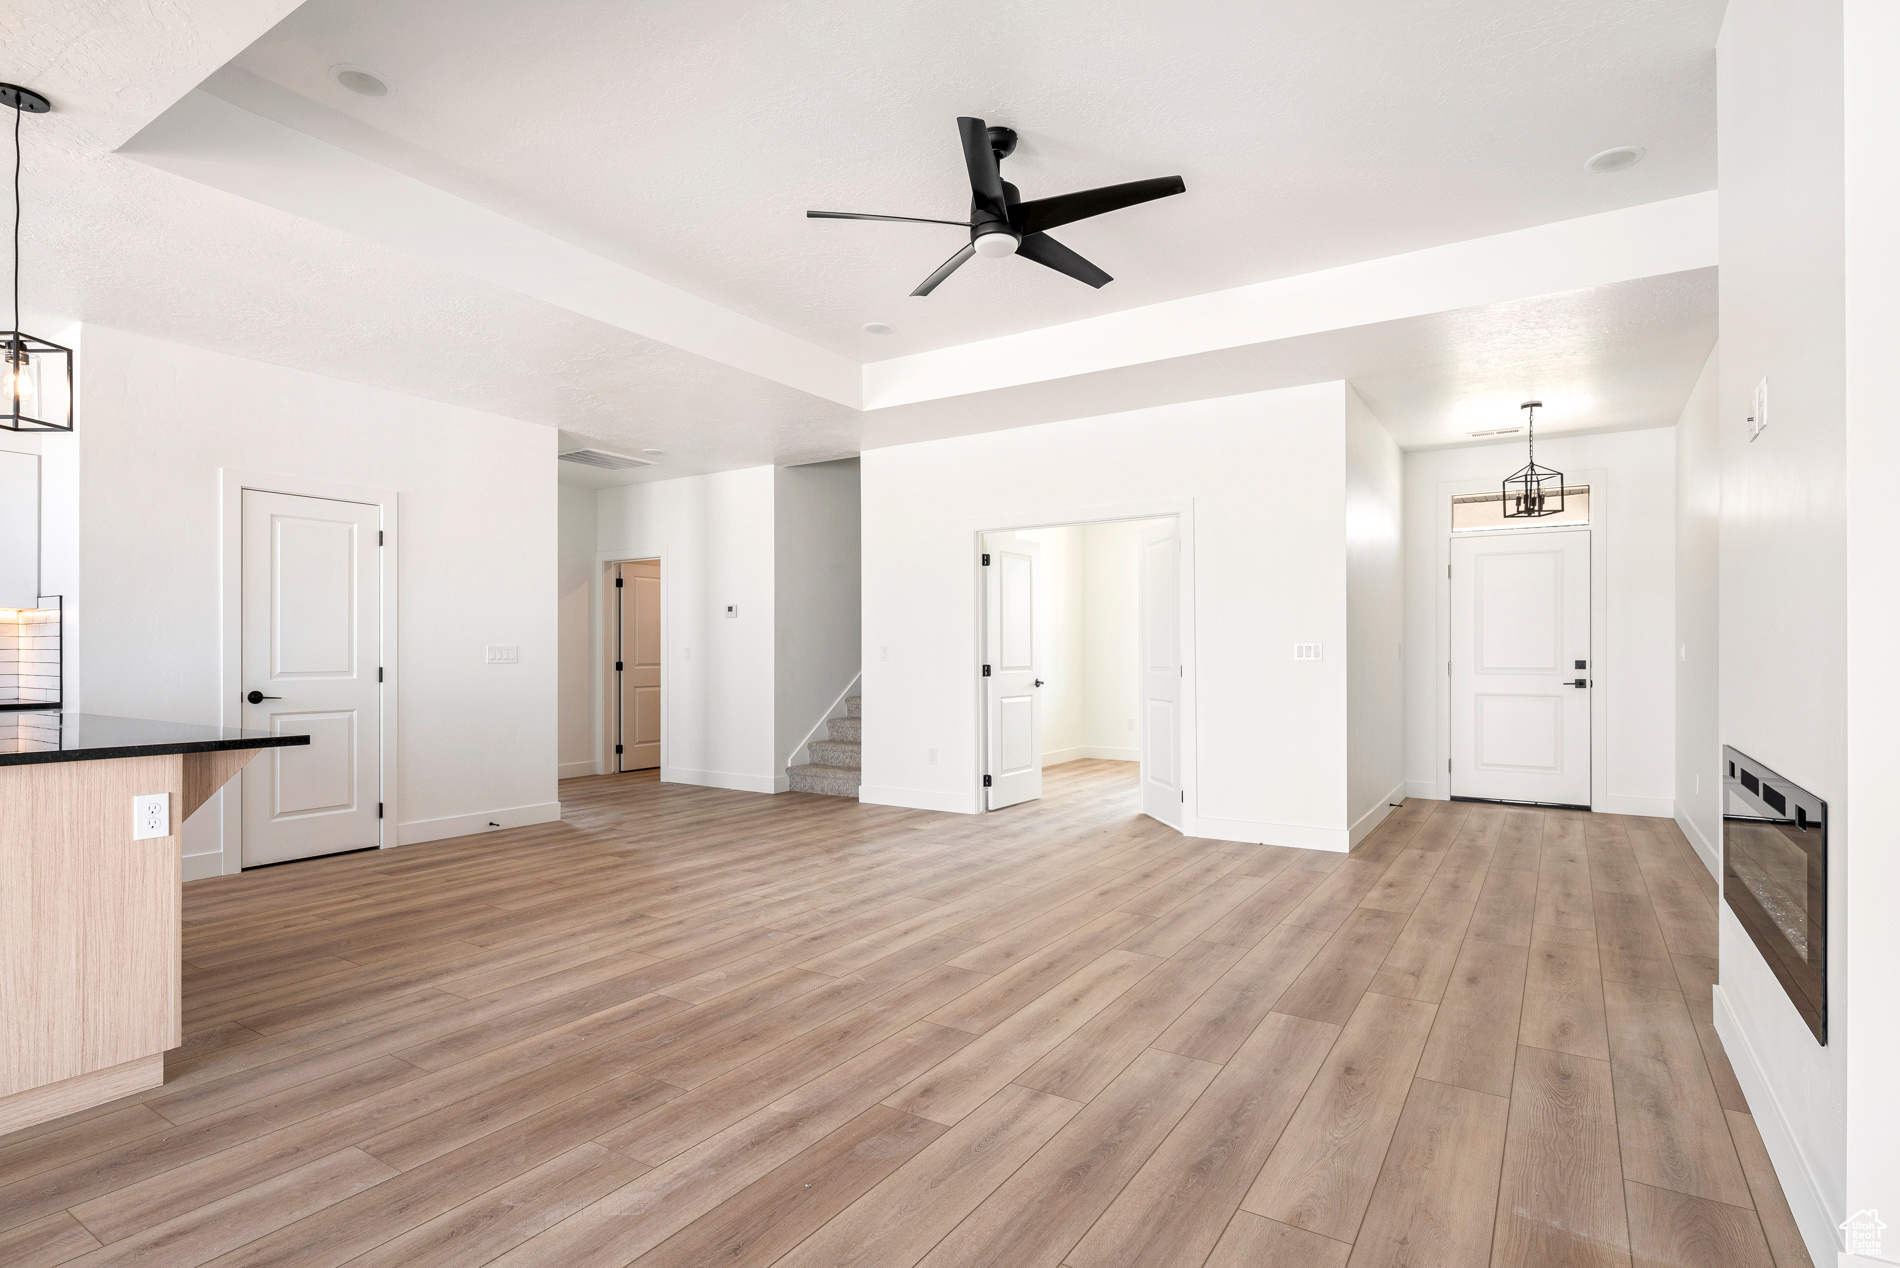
(1402, 427), (1679, 817)
(558, 482), (598, 779)
(1345, 386), (1405, 842)
(862, 383), (1355, 846)
(74, 323), (559, 868)
(1715, 2), (1849, 1261)
(596, 467), (778, 792)
(774, 459), (861, 771)
(1673, 348), (1721, 874)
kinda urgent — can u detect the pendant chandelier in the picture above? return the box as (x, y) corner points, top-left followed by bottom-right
(0, 83), (71, 434)
(1502, 400), (1562, 518)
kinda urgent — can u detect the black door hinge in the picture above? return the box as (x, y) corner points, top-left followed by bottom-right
(982, 664), (991, 677)
(615, 577), (624, 587)
(981, 553), (990, 565)
(377, 802), (383, 818)
(616, 661), (623, 672)
(378, 530), (384, 546)
(377, 666), (383, 682)
(615, 744), (624, 754)
(983, 774), (992, 787)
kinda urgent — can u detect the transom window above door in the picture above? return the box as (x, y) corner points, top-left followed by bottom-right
(1451, 485), (1591, 533)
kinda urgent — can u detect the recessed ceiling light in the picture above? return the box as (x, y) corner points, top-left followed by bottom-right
(331, 64), (392, 97)
(1584, 145), (1645, 174)
(862, 321), (895, 335)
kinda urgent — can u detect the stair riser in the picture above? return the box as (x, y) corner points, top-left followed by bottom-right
(845, 696), (862, 719)
(825, 717), (861, 742)
(789, 772), (861, 797)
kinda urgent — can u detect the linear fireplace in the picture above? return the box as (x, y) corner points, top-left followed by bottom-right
(1723, 747), (1827, 1044)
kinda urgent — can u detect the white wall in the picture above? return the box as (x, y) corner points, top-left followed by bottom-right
(863, 383), (1364, 847)
(74, 323), (559, 870)
(1715, 3), (1849, 1259)
(558, 482), (598, 779)
(1010, 518), (1154, 766)
(1673, 348), (1721, 872)
(774, 459), (861, 767)
(1402, 426), (1678, 817)
(1345, 386), (1405, 840)
(596, 467), (778, 792)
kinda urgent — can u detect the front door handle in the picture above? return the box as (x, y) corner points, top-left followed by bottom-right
(1566, 679), (1588, 688)
(1033, 679), (1045, 687)
(246, 690), (282, 704)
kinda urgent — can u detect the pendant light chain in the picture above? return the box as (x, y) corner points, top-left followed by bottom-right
(12, 98), (21, 353)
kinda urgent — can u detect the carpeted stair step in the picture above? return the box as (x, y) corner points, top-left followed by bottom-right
(844, 695), (862, 719)
(808, 738), (861, 769)
(826, 715), (861, 743)
(787, 762), (861, 797)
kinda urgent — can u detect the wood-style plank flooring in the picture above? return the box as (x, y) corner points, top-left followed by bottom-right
(0, 760), (1813, 1267)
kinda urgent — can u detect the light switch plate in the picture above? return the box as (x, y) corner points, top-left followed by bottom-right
(132, 792), (170, 840)
(725, 604), (739, 618)
(485, 645), (519, 664)
(1749, 378), (1768, 441)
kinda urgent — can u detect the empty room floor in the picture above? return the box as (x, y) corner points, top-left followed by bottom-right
(0, 761), (1809, 1267)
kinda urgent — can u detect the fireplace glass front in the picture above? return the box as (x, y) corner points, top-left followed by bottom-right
(1722, 746), (1827, 1044)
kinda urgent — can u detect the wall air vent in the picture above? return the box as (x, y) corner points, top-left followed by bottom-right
(558, 448), (656, 471)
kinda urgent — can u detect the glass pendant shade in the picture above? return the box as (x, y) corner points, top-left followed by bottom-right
(0, 332), (71, 432)
(1500, 400), (1563, 518)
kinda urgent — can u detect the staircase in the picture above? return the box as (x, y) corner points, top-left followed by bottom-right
(787, 696), (861, 797)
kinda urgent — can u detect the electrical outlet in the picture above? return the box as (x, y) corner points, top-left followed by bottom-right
(485, 644), (518, 665)
(928, 748), (937, 765)
(1294, 643), (1323, 661)
(1127, 718), (1136, 732)
(880, 646), (889, 662)
(132, 792), (170, 841)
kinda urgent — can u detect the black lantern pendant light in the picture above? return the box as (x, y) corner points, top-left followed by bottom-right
(0, 83), (71, 434)
(1501, 400), (1562, 518)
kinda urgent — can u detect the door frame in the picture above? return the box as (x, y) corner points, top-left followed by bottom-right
(1430, 467), (1608, 810)
(218, 469), (399, 878)
(590, 548), (667, 777)
(969, 497), (1196, 830)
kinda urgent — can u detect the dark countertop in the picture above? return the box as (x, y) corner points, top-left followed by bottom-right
(0, 711), (311, 767)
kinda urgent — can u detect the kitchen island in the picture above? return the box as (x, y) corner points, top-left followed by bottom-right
(0, 712), (309, 1133)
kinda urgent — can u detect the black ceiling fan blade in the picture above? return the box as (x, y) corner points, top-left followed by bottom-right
(912, 242), (977, 296)
(807, 210), (974, 227)
(957, 117), (1009, 223)
(1014, 176), (1186, 235)
(1016, 232), (1112, 288)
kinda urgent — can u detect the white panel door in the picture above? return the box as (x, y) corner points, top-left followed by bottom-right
(984, 535), (1042, 810)
(241, 490), (382, 866)
(1139, 520), (1183, 827)
(617, 559), (661, 771)
(1450, 530), (1590, 807)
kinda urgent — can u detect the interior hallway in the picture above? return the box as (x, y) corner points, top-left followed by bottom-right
(0, 763), (1806, 1267)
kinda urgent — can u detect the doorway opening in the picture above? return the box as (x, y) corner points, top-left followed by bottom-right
(610, 558), (661, 772)
(979, 515), (1183, 829)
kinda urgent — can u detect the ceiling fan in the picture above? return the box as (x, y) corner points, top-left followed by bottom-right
(807, 117), (1186, 296)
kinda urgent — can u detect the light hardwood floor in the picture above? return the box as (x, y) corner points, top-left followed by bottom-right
(0, 760), (1813, 1267)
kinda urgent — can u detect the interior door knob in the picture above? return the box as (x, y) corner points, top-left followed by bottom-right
(246, 690), (281, 704)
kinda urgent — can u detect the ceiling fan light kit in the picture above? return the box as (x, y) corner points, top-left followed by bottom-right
(808, 116), (1185, 296)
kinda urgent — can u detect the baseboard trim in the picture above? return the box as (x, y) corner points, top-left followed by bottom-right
(0, 1053), (164, 1135)
(397, 801), (563, 846)
(1675, 806), (1720, 881)
(1349, 781), (1407, 848)
(557, 760), (595, 780)
(182, 852), (223, 882)
(659, 767), (781, 796)
(1044, 746), (1140, 765)
(1713, 983), (1843, 1268)
(859, 784), (979, 814)
(1187, 814), (1349, 852)
(1594, 794), (1676, 818)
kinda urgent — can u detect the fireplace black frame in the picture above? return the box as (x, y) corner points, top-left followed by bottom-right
(1722, 746), (1827, 1044)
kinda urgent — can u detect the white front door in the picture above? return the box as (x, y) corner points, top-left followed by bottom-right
(1450, 529), (1590, 807)
(984, 534), (1042, 809)
(241, 490), (383, 866)
(1139, 520), (1183, 827)
(617, 559), (661, 771)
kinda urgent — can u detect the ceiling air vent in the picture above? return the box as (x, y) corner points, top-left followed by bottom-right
(559, 448), (655, 471)
(1468, 426), (1523, 438)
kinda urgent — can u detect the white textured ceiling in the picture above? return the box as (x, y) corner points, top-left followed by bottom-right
(227, 0), (1723, 359)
